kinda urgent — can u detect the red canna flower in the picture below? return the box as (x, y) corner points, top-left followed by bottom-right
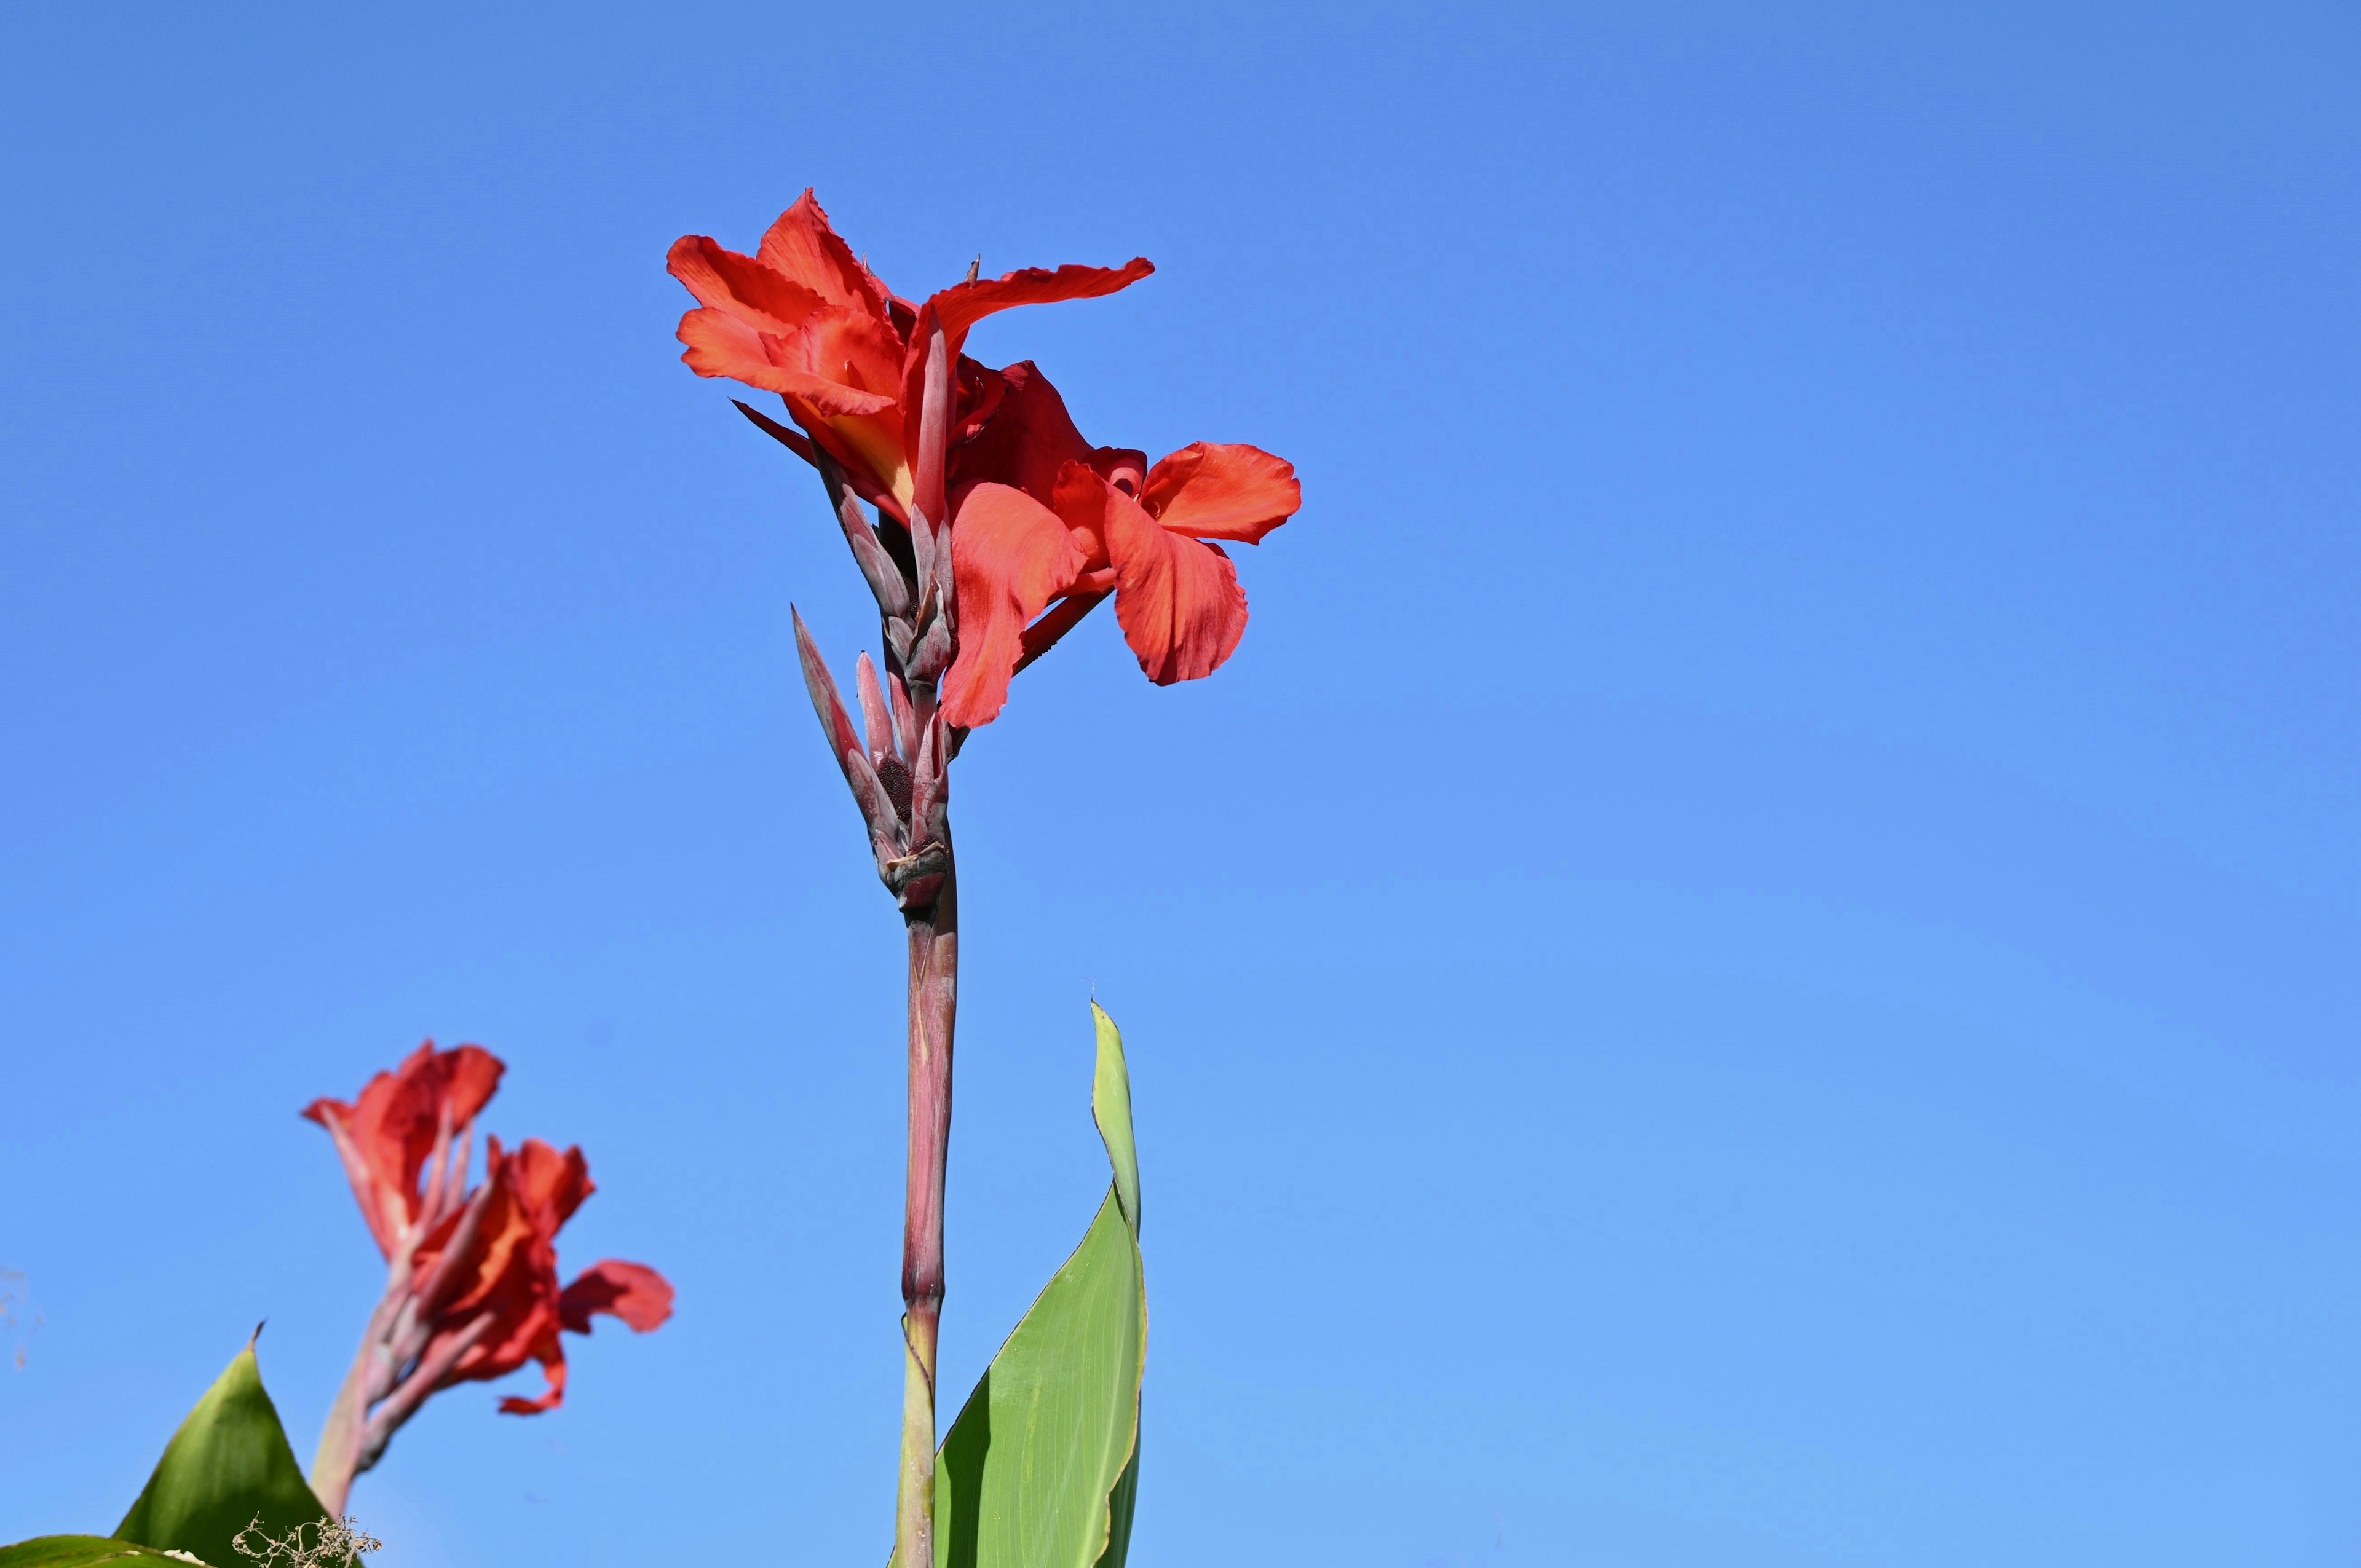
(670, 193), (1301, 734)
(305, 1043), (673, 1513)
(668, 190), (1151, 521)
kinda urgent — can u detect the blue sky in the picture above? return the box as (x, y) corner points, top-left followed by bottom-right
(4, 2), (2357, 1563)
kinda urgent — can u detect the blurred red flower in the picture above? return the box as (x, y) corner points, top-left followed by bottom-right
(305, 1042), (672, 1510)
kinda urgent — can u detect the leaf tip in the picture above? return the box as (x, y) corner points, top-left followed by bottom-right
(1090, 1005), (1140, 1239)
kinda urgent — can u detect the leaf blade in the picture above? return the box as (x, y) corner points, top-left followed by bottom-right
(896, 1006), (1148, 1568)
(114, 1341), (327, 1568)
(1090, 1004), (1139, 1240)
(0, 1538), (210, 1568)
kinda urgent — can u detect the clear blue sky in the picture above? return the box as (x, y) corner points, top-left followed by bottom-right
(5, 3), (2358, 1563)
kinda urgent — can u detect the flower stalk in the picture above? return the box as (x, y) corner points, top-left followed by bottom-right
(892, 329), (959, 1568)
(898, 874), (956, 1567)
(781, 326), (963, 1566)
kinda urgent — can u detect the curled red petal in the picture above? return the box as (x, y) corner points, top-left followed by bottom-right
(299, 1096), (348, 1128)
(922, 257), (1155, 358)
(941, 483), (1088, 729)
(1096, 475), (1249, 684)
(560, 1260), (676, 1334)
(496, 1355), (568, 1416)
(1140, 443), (1302, 543)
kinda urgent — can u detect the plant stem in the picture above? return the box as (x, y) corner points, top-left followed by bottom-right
(895, 863), (957, 1568)
(309, 1347), (370, 1516)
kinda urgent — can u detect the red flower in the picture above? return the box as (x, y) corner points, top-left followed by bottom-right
(938, 364), (1301, 727)
(676, 192), (1302, 795)
(668, 191), (1152, 521)
(306, 1043), (673, 1511)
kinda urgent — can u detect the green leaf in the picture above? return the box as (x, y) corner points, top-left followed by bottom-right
(114, 1339), (328, 1568)
(1090, 1440), (1138, 1568)
(0, 1538), (210, 1568)
(898, 1006), (1148, 1568)
(1089, 1003), (1139, 1241)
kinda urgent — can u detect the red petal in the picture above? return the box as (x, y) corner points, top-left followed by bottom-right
(1098, 476), (1249, 684)
(306, 1042), (505, 1253)
(665, 235), (827, 335)
(504, 1138), (595, 1229)
(755, 191), (896, 321)
(673, 195), (914, 511)
(676, 306), (785, 390)
(772, 370), (896, 420)
(941, 483), (1088, 728)
(948, 361), (1089, 505)
(678, 307), (898, 418)
(560, 1260), (675, 1334)
(299, 1095), (397, 1257)
(791, 304), (904, 400)
(741, 304), (912, 505)
(951, 354), (1007, 446)
(1140, 443), (1302, 543)
(436, 1164), (567, 1397)
(924, 258), (1155, 355)
(416, 1137), (540, 1320)
(439, 1048), (504, 1128)
(947, 360), (1095, 509)
(678, 302), (903, 492)
(497, 1355), (568, 1416)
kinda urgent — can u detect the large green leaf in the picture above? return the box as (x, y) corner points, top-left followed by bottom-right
(113, 1339), (328, 1568)
(897, 1004), (1147, 1568)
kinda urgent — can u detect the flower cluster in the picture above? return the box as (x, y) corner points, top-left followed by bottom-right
(304, 1043), (671, 1511)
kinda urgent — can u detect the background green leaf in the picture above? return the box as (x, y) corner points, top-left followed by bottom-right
(0, 1538), (211, 1568)
(895, 1007), (1147, 1568)
(114, 1340), (328, 1568)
